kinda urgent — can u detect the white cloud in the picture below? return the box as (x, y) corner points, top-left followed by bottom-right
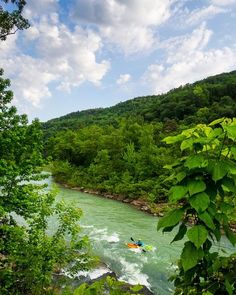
(23, 0), (59, 19)
(211, 0), (236, 6)
(185, 5), (227, 25)
(143, 24), (236, 94)
(116, 74), (131, 85)
(163, 23), (213, 63)
(72, 0), (177, 54)
(0, 12), (110, 109)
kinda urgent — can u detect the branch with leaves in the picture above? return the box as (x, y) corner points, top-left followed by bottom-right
(158, 118), (236, 295)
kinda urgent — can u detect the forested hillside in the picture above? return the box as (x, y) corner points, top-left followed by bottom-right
(44, 71), (236, 210)
(43, 71), (236, 137)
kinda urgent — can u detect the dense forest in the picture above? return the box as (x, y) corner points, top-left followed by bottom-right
(43, 71), (236, 137)
(44, 71), (236, 209)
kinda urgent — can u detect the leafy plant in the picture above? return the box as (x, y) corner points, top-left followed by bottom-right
(158, 118), (236, 294)
(0, 70), (94, 295)
(70, 276), (144, 295)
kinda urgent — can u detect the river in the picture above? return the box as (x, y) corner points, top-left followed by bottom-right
(51, 178), (235, 295)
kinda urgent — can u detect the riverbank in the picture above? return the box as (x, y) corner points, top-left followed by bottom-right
(57, 180), (236, 232)
(57, 181), (173, 217)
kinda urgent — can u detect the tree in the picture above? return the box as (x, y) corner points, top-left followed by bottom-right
(0, 71), (93, 294)
(0, 0), (29, 40)
(158, 118), (236, 294)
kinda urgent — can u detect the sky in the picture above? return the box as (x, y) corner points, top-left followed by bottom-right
(0, 0), (236, 122)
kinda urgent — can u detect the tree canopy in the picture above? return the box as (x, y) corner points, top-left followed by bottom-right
(0, 0), (29, 40)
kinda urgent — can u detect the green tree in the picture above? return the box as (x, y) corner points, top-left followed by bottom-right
(0, 71), (93, 294)
(0, 0), (29, 40)
(158, 118), (236, 294)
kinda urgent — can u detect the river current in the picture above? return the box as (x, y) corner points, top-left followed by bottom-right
(50, 178), (235, 295)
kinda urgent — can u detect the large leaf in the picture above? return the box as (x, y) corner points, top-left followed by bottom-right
(169, 185), (188, 202)
(171, 223), (187, 243)
(199, 211), (215, 230)
(181, 241), (204, 271)
(163, 134), (185, 144)
(185, 154), (207, 170)
(187, 225), (208, 249)
(189, 192), (210, 212)
(209, 118), (225, 126)
(188, 180), (206, 196)
(208, 161), (228, 182)
(208, 127), (223, 139)
(157, 208), (184, 231)
(221, 177), (236, 193)
(223, 125), (236, 140)
(180, 138), (194, 151)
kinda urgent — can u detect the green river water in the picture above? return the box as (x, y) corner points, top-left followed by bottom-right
(49, 177), (235, 295)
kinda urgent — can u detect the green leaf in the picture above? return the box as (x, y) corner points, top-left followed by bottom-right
(221, 177), (236, 193)
(223, 125), (236, 140)
(171, 223), (187, 243)
(130, 285), (143, 292)
(176, 171), (187, 182)
(199, 211), (215, 230)
(157, 208), (184, 231)
(169, 185), (188, 202)
(188, 180), (206, 196)
(74, 283), (88, 294)
(163, 134), (185, 144)
(202, 292), (213, 295)
(181, 241), (204, 271)
(187, 225), (208, 249)
(209, 118), (225, 126)
(189, 192), (210, 212)
(184, 154), (207, 169)
(209, 161), (228, 181)
(180, 138), (194, 151)
(225, 279), (233, 295)
(208, 127), (223, 139)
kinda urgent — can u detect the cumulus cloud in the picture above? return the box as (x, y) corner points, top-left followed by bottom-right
(23, 0), (59, 19)
(116, 74), (131, 85)
(143, 24), (236, 94)
(0, 6), (110, 110)
(71, 0), (177, 54)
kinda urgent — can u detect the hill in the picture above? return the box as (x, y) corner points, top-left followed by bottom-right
(43, 70), (236, 137)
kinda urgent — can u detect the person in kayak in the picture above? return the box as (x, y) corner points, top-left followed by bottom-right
(135, 240), (144, 247)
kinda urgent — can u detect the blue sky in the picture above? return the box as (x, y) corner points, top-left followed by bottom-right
(0, 0), (236, 122)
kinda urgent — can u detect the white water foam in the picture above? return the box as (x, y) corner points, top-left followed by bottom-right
(81, 225), (94, 229)
(106, 232), (120, 243)
(118, 257), (151, 289)
(89, 266), (112, 280)
(63, 265), (112, 280)
(89, 228), (120, 243)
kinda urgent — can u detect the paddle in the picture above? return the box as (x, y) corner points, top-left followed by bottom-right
(130, 237), (146, 253)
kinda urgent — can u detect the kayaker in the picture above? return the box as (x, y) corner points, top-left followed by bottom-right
(135, 240), (144, 247)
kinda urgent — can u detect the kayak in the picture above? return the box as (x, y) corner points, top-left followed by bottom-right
(126, 243), (154, 251)
(127, 243), (139, 248)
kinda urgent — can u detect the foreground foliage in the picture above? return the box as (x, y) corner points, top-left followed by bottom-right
(62, 276), (144, 295)
(0, 70), (94, 294)
(158, 118), (236, 294)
